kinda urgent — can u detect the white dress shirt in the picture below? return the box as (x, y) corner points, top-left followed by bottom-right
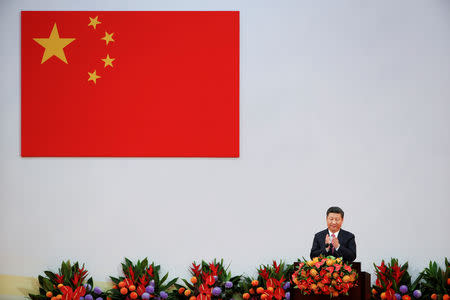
(328, 230), (340, 251)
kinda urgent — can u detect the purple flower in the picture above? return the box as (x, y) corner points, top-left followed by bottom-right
(225, 281), (233, 289)
(80, 297), (85, 300)
(93, 287), (102, 294)
(95, 298), (103, 300)
(212, 287), (222, 296)
(399, 286), (408, 294)
(160, 291), (168, 299)
(142, 293), (151, 300)
(395, 294), (401, 300)
(85, 295), (94, 300)
(285, 292), (290, 300)
(146, 285), (155, 294)
(413, 290), (422, 298)
(86, 284), (92, 292)
(150, 280), (155, 286)
(283, 282), (290, 290)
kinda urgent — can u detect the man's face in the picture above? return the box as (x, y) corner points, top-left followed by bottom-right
(327, 213), (343, 233)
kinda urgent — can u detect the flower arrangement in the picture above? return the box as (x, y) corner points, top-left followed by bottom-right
(28, 260), (107, 300)
(417, 258), (449, 300)
(173, 259), (241, 300)
(371, 258), (421, 300)
(291, 256), (358, 297)
(241, 260), (292, 300)
(109, 258), (177, 300)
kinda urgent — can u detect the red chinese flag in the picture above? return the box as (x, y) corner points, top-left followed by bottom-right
(21, 11), (239, 157)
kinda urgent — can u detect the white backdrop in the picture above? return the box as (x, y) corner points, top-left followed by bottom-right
(1, 0), (449, 283)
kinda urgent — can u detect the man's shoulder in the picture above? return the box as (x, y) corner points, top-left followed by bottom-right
(339, 229), (355, 238)
(314, 229), (328, 237)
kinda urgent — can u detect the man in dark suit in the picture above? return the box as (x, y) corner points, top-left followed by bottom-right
(310, 206), (356, 262)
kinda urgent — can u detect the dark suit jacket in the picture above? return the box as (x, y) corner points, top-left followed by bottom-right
(310, 229), (356, 262)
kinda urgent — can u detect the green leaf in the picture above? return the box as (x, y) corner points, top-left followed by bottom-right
(42, 278), (53, 291)
(163, 278), (178, 290)
(182, 279), (195, 290)
(43, 271), (57, 283)
(161, 272), (169, 284)
(38, 275), (44, 287)
(125, 258), (133, 267)
(142, 258), (149, 268)
(110, 276), (120, 284)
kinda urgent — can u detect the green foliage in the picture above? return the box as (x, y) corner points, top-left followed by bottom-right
(28, 260), (92, 300)
(418, 258), (449, 298)
(172, 259), (242, 300)
(372, 258), (411, 291)
(109, 257), (177, 300)
(240, 260), (293, 300)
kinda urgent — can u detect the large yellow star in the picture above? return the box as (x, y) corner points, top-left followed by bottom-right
(88, 70), (101, 84)
(101, 31), (115, 45)
(88, 16), (102, 29)
(33, 23), (75, 64)
(101, 54), (115, 68)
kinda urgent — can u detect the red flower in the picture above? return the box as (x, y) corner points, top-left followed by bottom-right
(267, 278), (275, 289)
(197, 294), (211, 300)
(190, 263), (201, 277)
(334, 264), (341, 272)
(55, 274), (64, 284)
(124, 278), (133, 287)
(198, 283), (212, 300)
(205, 275), (215, 286)
(71, 266), (88, 286)
(209, 263), (219, 276)
(273, 287), (285, 300)
(127, 266), (135, 283)
(273, 261), (280, 274)
(391, 264), (404, 284)
(147, 265), (154, 278)
(385, 282), (396, 300)
(139, 274), (149, 287)
(259, 267), (269, 280)
(137, 284), (146, 296)
(59, 285), (86, 300)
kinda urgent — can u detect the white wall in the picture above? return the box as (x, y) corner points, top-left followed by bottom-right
(1, 0), (449, 283)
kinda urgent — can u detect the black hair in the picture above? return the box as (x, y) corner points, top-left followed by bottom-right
(326, 206), (344, 218)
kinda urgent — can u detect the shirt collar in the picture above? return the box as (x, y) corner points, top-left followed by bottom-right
(328, 230), (340, 237)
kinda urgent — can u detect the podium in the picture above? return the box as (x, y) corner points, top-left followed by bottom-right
(291, 262), (371, 300)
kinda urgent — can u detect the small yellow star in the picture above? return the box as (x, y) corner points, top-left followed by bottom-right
(88, 16), (102, 30)
(101, 54), (115, 68)
(33, 23), (75, 64)
(88, 70), (101, 84)
(101, 31), (115, 45)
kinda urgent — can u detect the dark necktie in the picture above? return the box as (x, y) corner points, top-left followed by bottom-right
(331, 233), (336, 254)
